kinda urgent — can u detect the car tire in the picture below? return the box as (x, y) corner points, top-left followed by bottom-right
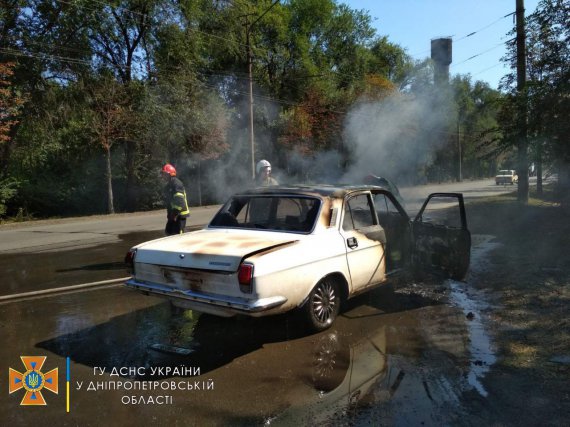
(450, 249), (470, 281)
(304, 278), (341, 332)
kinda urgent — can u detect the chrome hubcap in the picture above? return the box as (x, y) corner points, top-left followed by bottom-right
(312, 281), (337, 324)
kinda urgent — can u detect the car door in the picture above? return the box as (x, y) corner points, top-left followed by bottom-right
(412, 193), (471, 280)
(339, 192), (387, 292)
(372, 189), (411, 275)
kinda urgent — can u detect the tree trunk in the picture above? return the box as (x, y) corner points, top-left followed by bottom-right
(536, 142), (543, 196)
(105, 145), (115, 214)
(560, 162), (570, 215)
(125, 139), (136, 212)
(197, 158), (202, 206)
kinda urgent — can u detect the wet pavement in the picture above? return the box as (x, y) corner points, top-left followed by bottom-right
(0, 228), (205, 296)
(0, 234), (498, 426)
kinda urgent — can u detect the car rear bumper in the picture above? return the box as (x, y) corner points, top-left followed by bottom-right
(125, 279), (288, 317)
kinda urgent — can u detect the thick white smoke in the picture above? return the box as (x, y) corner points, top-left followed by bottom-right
(340, 91), (452, 185)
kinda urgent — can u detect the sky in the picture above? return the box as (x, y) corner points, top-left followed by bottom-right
(343, 0), (540, 90)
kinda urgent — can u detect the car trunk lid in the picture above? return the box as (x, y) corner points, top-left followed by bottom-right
(134, 229), (297, 272)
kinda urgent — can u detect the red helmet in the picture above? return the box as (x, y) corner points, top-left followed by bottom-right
(161, 163), (176, 177)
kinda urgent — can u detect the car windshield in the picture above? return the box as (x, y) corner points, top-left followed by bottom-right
(498, 170), (511, 175)
(209, 195), (321, 233)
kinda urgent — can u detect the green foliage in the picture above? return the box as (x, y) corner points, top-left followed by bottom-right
(500, 0), (569, 175)
(0, 176), (19, 217)
(2, 0), (568, 218)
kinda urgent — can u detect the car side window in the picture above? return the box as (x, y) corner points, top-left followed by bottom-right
(375, 194), (400, 215)
(417, 196), (463, 228)
(343, 194), (376, 231)
(234, 200), (249, 223)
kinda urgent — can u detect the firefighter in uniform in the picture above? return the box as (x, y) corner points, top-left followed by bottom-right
(161, 163), (190, 235)
(255, 159), (279, 186)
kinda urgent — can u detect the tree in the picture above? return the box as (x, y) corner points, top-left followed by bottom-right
(0, 62), (25, 216)
(0, 62), (25, 163)
(451, 76), (502, 180)
(87, 76), (136, 214)
(501, 0), (570, 202)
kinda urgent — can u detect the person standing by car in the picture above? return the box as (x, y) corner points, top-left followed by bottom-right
(161, 163), (190, 235)
(255, 159), (279, 186)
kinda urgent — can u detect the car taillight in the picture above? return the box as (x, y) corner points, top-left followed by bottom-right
(125, 249), (137, 275)
(238, 262), (254, 293)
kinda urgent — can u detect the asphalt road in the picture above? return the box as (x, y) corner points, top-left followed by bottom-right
(0, 178), (517, 253)
(0, 178), (525, 425)
(0, 178), (522, 297)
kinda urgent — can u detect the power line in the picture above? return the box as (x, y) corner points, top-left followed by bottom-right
(409, 10), (515, 58)
(51, 0), (250, 49)
(471, 62), (504, 77)
(0, 47), (93, 67)
(450, 42), (505, 67)
(2, 44), (497, 139)
(454, 12), (515, 42)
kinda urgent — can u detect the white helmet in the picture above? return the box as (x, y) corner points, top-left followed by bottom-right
(256, 159), (271, 175)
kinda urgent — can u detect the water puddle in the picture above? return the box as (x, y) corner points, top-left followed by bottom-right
(1, 234), (506, 425)
(448, 234), (500, 397)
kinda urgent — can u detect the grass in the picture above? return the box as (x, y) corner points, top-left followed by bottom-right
(465, 185), (570, 372)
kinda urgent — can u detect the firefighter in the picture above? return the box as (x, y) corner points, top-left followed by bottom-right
(255, 159), (279, 186)
(161, 163), (190, 235)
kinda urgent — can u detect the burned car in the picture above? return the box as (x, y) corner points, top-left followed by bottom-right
(125, 185), (470, 331)
(362, 174), (404, 205)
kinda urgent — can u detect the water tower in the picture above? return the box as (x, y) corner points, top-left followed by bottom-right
(431, 37), (452, 85)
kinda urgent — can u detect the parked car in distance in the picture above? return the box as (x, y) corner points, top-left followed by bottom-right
(495, 169), (518, 185)
(125, 185), (471, 331)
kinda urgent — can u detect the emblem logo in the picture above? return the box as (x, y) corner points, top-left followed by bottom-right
(9, 356), (58, 405)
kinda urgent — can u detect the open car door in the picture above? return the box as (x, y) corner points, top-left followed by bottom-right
(412, 193), (471, 280)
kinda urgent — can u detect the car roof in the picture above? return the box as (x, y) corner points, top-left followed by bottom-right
(236, 184), (391, 199)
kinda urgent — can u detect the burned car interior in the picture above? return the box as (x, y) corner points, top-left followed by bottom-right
(210, 195), (321, 233)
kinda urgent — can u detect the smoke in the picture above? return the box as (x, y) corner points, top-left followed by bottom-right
(274, 89), (454, 188)
(279, 149), (344, 184)
(181, 82), (455, 206)
(340, 91), (452, 185)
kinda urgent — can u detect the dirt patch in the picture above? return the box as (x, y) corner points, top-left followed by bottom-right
(463, 188), (570, 425)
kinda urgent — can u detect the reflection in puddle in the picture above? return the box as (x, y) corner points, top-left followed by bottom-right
(1, 235), (501, 424)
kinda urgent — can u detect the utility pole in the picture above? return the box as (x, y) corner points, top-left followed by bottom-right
(516, 0), (529, 203)
(243, 0), (280, 180)
(245, 20), (255, 179)
(457, 118), (462, 182)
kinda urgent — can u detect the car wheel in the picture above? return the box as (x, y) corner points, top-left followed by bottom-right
(450, 250), (471, 281)
(304, 278), (341, 332)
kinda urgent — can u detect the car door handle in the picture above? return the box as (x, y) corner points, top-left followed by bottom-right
(347, 237), (358, 249)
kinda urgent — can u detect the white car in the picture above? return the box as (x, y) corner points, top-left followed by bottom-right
(125, 185), (471, 331)
(495, 169), (518, 185)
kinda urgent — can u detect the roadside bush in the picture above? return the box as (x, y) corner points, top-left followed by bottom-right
(0, 177), (19, 218)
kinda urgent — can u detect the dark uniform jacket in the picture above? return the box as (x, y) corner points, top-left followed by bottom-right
(163, 177), (190, 219)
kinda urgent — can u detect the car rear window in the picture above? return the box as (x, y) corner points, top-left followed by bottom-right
(210, 195), (321, 233)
